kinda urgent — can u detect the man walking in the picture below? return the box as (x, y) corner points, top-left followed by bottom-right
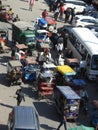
(16, 88), (25, 106)
(29, 0), (34, 11)
(56, 111), (67, 130)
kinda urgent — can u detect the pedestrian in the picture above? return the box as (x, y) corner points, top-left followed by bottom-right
(59, 3), (65, 20)
(79, 57), (87, 77)
(70, 7), (76, 24)
(16, 88), (25, 106)
(64, 8), (71, 23)
(54, 6), (60, 21)
(29, 0), (34, 11)
(56, 42), (64, 54)
(56, 111), (67, 130)
(13, 14), (20, 22)
(42, 9), (48, 18)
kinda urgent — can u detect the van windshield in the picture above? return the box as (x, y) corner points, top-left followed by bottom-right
(91, 55), (98, 70)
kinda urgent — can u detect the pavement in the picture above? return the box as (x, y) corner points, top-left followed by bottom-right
(0, 0), (98, 130)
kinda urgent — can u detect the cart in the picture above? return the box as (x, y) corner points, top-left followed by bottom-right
(6, 60), (22, 86)
(37, 69), (55, 100)
(54, 85), (81, 121)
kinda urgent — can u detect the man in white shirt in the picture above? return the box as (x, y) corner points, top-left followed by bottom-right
(79, 58), (87, 77)
(38, 50), (51, 65)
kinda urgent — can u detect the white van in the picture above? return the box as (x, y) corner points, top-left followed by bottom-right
(67, 27), (98, 80)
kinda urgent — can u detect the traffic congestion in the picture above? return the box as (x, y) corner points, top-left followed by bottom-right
(0, 0), (98, 130)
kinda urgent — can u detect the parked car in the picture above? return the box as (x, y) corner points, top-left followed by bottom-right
(84, 11), (98, 22)
(85, 24), (98, 38)
(64, 0), (87, 14)
(72, 15), (98, 27)
(7, 106), (40, 130)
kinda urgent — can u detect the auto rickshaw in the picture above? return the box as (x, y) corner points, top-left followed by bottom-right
(37, 67), (56, 100)
(55, 65), (85, 95)
(55, 65), (76, 86)
(6, 60), (23, 86)
(22, 57), (40, 82)
(54, 85), (81, 121)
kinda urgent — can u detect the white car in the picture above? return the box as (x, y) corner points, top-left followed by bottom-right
(85, 24), (98, 38)
(64, 0), (87, 14)
(72, 15), (98, 27)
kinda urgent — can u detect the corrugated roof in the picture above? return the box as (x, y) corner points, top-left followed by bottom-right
(57, 86), (81, 99)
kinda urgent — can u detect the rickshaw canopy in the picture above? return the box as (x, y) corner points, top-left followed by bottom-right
(68, 125), (94, 130)
(56, 65), (76, 76)
(25, 57), (38, 65)
(56, 86), (81, 100)
(15, 44), (28, 50)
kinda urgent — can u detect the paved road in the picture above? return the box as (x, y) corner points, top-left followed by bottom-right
(0, 0), (98, 130)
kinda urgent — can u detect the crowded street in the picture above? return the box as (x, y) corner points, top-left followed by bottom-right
(0, 0), (98, 130)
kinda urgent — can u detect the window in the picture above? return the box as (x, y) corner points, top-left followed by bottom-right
(91, 55), (98, 70)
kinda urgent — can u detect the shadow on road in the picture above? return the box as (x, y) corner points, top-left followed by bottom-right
(0, 73), (10, 87)
(0, 103), (13, 109)
(40, 124), (56, 130)
(20, 7), (30, 11)
(34, 101), (60, 121)
(0, 124), (7, 130)
(20, 85), (38, 99)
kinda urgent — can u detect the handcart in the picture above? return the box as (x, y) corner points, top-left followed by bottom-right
(37, 69), (55, 100)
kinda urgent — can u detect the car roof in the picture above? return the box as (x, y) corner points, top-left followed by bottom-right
(14, 106), (38, 129)
(75, 15), (96, 20)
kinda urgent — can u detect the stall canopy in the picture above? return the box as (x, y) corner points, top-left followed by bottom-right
(68, 125), (94, 130)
